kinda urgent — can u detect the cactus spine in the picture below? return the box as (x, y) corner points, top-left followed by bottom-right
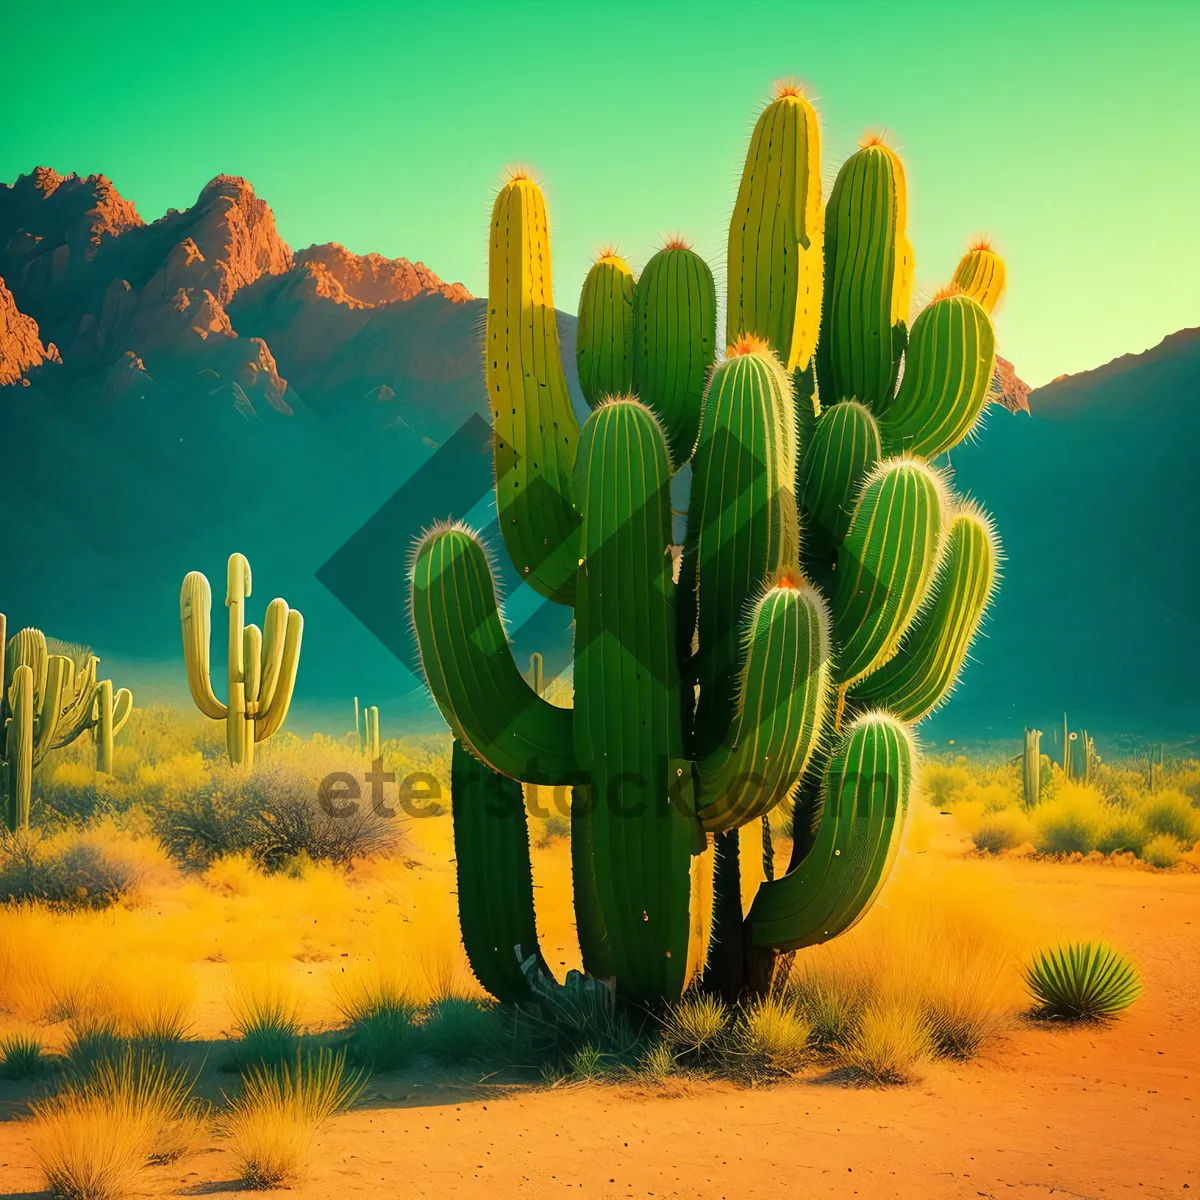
(410, 85), (1006, 1005)
(0, 616), (131, 828)
(179, 553), (303, 768)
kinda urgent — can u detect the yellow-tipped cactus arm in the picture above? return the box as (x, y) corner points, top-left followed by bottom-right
(257, 599), (289, 715)
(181, 571), (228, 719)
(6, 628), (48, 714)
(255, 609), (303, 742)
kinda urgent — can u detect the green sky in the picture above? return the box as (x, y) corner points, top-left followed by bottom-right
(6, 0), (1198, 386)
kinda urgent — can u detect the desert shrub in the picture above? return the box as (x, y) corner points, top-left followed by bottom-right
(661, 993), (730, 1062)
(1094, 766), (1149, 809)
(0, 1031), (49, 1079)
(1141, 833), (1182, 869)
(1138, 789), (1200, 845)
(731, 995), (811, 1076)
(1169, 761), (1200, 803)
(1026, 942), (1140, 1020)
(630, 1040), (678, 1087)
(154, 748), (401, 871)
(219, 1048), (365, 1189)
(919, 762), (973, 807)
(1031, 785), (1107, 854)
(972, 807), (1033, 854)
(1096, 810), (1148, 856)
(64, 1023), (127, 1077)
(0, 831), (139, 909)
(34, 763), (130, 829)
(839, 998), (933, 1085)
(532, 812), (571, 848)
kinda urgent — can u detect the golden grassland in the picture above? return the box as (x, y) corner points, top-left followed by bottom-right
(1, 707), (1196, 1196)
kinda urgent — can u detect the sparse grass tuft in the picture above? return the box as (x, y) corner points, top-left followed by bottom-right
(661, 993), (730, 1062)
(1026, 941), (1140, 1020)
(31, 1047), (206, 1198)
(0, 1031), (49, 1079)
(420, 996), (503, 1065)
(333, 971), (419, 1072)
(840, 998), (934, 1085)
(732, 994), (811, 1076)
(228, 971), (303, 1070)
(220, 1048), (366, 1189)
(787, 971), (865, 1053)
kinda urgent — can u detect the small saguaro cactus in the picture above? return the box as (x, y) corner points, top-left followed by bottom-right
(0, 618), (130, 829)
(1023, 727), (1042, 807)
(411, 84), (1008, 1006)
(180, 553), (303, 768)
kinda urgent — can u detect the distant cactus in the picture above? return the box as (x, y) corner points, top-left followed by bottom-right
(1022, 727), (1042, 807)
(0, 617), (131, 828)
(411, 88), (1006, 1004)
(180, 553), (303, 768)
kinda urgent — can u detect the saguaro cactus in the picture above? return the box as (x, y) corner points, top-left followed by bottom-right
(180, 553), (303, 768)
(0, 617), (131, 828)
(410, 84), (1006, 1005)
(1023, 728), (1043, 807)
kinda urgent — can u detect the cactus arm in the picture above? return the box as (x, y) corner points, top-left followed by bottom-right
(111, 687), (133, 737)
(878, 295), (996, 458)
(746, 712), (913, 951)
(817, 140), (912, 408)
(256, 599), (289, 716)
(632, 244), (716, 466)
(800, 400), (881, 565)
(50, 654), (99, 749)
(830, 457), (947, 691)
(952, 240), (1006, 314)
(570, 783), (616, 980)
(577, 252), (635, 408)
(451, 739), (546, 1001)
(726, 87), (824, 372)
(687, 345), (801, 755)
(487, 175), (581, 604)
(5, 664), (34, 831)
(696, 577), (831, 833)
(850, 504), (999, 721)
(1023, 728), (1042, 806)
(225, 553), (251, 767)
(94, 678), (115, 775)
(32, 655), (68, 762)
(253, 610), (302, 743)
(573, 398), (694, 1003)
(6, 629), (48, 718)
(180, 571), (227, 720)
(410, 525), (577, 785)
(243, 624), (263, 715)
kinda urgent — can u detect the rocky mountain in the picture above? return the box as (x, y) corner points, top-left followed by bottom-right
(1, 164), (1189, 747)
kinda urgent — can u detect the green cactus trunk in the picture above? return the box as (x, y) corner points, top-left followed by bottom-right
(577, 253), (635, 408)
(573, 399), (695, 1003)
(451, 740), (546, 1001)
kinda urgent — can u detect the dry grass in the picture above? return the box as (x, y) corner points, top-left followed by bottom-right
(840, 997), (935, 1084)
(733, 994), (811, 1076)
(219, 1048), (365, 1189)
(30, 1047), (206, 1198)
(228, 966), (304, 1069)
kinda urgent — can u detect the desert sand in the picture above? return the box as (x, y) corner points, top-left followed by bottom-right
(0, 852), (1195, 1199)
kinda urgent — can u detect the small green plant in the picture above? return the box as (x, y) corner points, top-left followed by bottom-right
(630, 1040), (678, 1087)
(228, 980), (302, 1070)
(661, 994), (730, 1062)
(787, 971), (865, 1053)
(565, 1042), (605, 1082)
(0, 1031), (49, 1079)
(420, 996), (504, 1065)
(1141, 833), (1182, 869)
(1026, 942), (1140, 1020)
(64, 1022), (126, 1077)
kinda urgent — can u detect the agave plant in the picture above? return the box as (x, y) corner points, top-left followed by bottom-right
(1026, 942), (1141, 1020)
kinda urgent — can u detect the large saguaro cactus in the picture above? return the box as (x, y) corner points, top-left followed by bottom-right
(410, 84), (1007, 1005)
(0, 617), (131, 829)
(180, 553), (303, 768)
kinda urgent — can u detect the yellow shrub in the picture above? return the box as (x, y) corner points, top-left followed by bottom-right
(1138, 789), (1200, 845)
(1032, 784), (1108, 855)
(919, 762), (973, 806)
(1142, 833), (1183, 869)
(972, 807), (1033, 854)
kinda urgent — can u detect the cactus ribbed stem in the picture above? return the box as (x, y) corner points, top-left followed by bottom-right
(577, 252), (635, 408)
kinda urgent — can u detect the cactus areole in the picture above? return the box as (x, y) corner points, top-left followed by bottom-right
(410, 85), (1006, 1006)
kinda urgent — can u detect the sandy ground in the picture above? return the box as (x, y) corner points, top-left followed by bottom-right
(0, 856), (1196, 1199)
